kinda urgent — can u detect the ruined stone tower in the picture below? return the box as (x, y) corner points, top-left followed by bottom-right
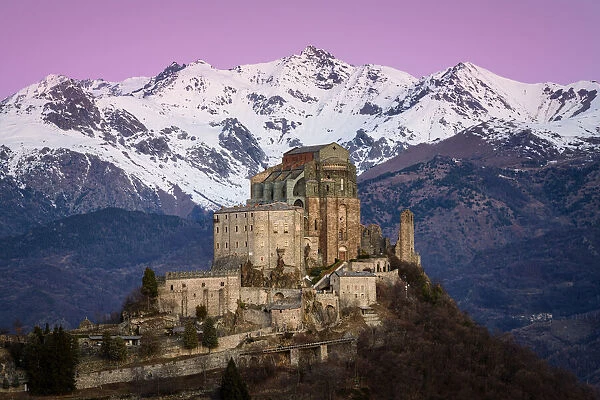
(395, 209), (420, 265)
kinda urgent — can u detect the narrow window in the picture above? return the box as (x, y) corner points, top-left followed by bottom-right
(216, 243), (220, 249)
(340, 178), (344, 191)
(216, 226), (219, 234)
(225, 226), (228, 233)
(202, 283), (205, 287)
(235, 225), (238, 232)
(225, 242), (228, 248)
(170, 285), (173, 291)
(314, 219), (318, 230)
(236, 241), (239, 248)
(220, 282), (225, 286)
(284, 223), (289, 233)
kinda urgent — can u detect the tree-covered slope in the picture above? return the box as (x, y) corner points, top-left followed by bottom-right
(0, 208), (213, 331)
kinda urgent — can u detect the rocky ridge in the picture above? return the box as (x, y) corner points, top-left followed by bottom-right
(0, 46), (598, 236)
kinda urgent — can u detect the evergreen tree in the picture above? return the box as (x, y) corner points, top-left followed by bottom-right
(100, 331), (112, 359)
(196, 304), (207, 321)
(139, 331), (161, 358)
(220, 358), (250, 400)
(201, 317), (218, 351)
(101, 331), (127, 362)
(141, 267), (158, 298)
(141, 267), (158, 313)
(22, 325), (78, 395)
(183, 320), (198, 349)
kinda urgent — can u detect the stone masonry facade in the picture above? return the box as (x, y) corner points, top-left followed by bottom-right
(213, 203), (304, 274)
(248, 143), (361, 265)
(157, 144), (420, 328)
(158, 270), (240, 317)
(395, 209), (421, 265)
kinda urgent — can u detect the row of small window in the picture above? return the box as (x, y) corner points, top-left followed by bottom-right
(216, 225), (253, 234)
(215, 223), (290, 234)
(169, 281), (225, 290)
(348, 285), (365, 291)
(223, 213), (254, 220)
(216, 240), (289, 249)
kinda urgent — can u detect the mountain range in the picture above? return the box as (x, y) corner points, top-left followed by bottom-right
(1, 46), (599, 384)
(1, 45), (598, 234)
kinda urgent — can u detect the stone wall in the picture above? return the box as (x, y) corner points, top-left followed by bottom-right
(314, 291), (340, 322)
(76, 349), (238, 389)
(271, 306), (303, 331)
(240, 308), (271, 326)
(375, 270), (400, 285)
(76, 327), (273, 390)
(349, 257), (390, 273)
(158, 270), (240, 318)
(331, 272), (377, 308)
(213, 204), (304, 273)
(361, 224), (388, 256)
(240, 287), (302, 306)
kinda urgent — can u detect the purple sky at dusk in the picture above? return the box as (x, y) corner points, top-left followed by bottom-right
(1, 0), (598, 100)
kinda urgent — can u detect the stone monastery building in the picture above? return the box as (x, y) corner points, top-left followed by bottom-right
(158, 143), (419, 325)
(247, 142), (361, 267)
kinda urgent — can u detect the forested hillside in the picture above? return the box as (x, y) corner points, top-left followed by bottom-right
(0, 208), (213, 331)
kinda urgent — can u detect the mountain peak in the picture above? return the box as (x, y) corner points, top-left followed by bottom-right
(447, 61), (483, 76)
(299, 45), (337, 63)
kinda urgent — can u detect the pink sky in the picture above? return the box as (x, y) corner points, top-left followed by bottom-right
(1, 0), (598, 100)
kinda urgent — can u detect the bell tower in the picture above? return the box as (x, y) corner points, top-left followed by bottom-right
(395, 209), (420, 265)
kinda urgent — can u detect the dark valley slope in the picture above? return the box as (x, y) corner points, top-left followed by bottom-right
(358, 131), (600, 384)
(0, 208), (213, 331)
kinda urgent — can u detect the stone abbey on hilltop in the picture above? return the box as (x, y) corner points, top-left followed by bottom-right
(158, 143), (420, 328)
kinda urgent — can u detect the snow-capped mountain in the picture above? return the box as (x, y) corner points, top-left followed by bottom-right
(1, 46), (598, 219)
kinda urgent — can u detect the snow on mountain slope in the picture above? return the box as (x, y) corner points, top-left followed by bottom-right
(0, 46), (598, 212)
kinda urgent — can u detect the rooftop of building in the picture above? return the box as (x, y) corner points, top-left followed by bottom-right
(333, 270), (376, 278)
(163, 269), (238, 280)
(262, 168), (303, 183)
(215, 202), (302, 213)
(283, 144), (330, 156)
